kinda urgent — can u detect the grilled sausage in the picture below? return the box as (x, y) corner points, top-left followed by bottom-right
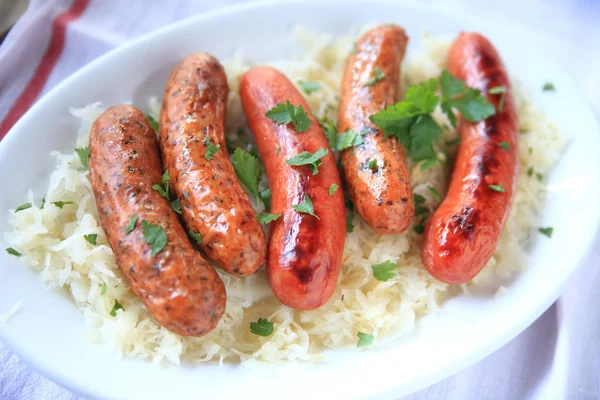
(239, 66), (345, 310)
(89, 105), (225, 336)
(160, 53), (267, 277)
(337, 24), (414, 234)
(421, 32), (519, 284)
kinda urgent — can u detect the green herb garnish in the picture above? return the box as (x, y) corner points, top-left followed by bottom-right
(371, 261), (397, 281)
(329, 184), (339, 195)
(141, 220), (167, 256)
(292, 195), (318, 219)
(250, 318), (274, 336)
(51, 201), (73, 209)
(84, 234), (97, 245)
(109, 299), (124, 317)
(489, 86), (507, 112)
(539, 227), (553, 238)
(364, 67), (385, 87)
(427, 186), (442, 201)
(75, 147), (91, 170)
(489, 183), (506, 193)
(14, 203), (32, 213)
(298, 80), (321, 95)
(6, 248), (21, 257)
(286, 148), (328, 175)
(188, 229), (202, 245)
(125, 215), (138, 234)
(256, 213), (281, 224)
(357, 332), (374, 347)
(232, 148), (262, 203)
(265, 100), (311, 133)
(146, 114), (159, 131)
(152, 170), (170, 199)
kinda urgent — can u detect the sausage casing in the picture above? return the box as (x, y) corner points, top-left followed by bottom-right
(239, 66), (346, 310)
(337, 24), (414, 234)
(89, 105), (226, 336)
(421, 33), (519, 284)
(160, 53), (267, 276)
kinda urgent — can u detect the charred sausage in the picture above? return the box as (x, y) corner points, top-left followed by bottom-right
(421, 32), (519, 284)
(239, 66), (345, 310)
(160, 53), (267, 277)
(89, 105), (225, 336)
(337, 24), (414, 234)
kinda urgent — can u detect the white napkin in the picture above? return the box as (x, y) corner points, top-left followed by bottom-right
(0, 1), (598, 399)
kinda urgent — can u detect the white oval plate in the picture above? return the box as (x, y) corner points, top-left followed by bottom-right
(1, 1), (599, 399)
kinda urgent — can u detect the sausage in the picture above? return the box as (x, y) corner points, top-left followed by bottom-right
(421, 32), (519, 284)
(89, 105), (225, 336)
(337, 24), (414, 234)
(160, 53), (267, 277)
(239, 67), (345, 310)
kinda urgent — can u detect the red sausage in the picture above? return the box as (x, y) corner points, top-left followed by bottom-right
(160, 53), (267, 277)
(239, 66), (346, 310)
(89, 105), (226, 336)
(421, 32), (519, 284)
(337, 24), (414, 234)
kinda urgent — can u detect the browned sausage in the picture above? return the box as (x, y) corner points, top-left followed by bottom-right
(160, 53), (267, 277)
(89, 105), (225, 336)
(337, 24), (414, 234)
(239, 66), (345, 310)
(421, 32), (519, 284)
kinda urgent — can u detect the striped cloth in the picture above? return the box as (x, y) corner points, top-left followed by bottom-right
(0, 1), (598, 399)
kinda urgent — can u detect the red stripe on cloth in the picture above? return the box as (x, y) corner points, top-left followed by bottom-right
(0, 0), (90, 140)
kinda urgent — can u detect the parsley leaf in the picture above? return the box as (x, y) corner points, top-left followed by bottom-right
(448, 87), (496, 122)
(6, 248), (21, 257)
(292, 195), (319, 219)
(414, 193), (428, 216)
(250, 318), (274, 336)
(346, 212), (355, 233)
(141, 220), (167, 256)
(170, 199), (182, 215)
(125, 215), (138, 234)
(232, 148), (262, 203)
(204, 137), (220, 160)
(499, 141), (510, 151)
(152, 170), (170, 200)
(260, 189), (272, 211)
(409, 115), (442, 162)
(336, 129), (365, 150)
(420, 159), (438, 171)
(320, 118), (338, 150)
(109, 299), (124, 317)
(427, 186), (442, 201)
(40, 194), (46, 209)
(489, 86), (507, 112)
(84, 234), (97, 245)
(14, 203), (32, 213)
(371, 261), (397, 281)
(538, 227), (553, 238)
(542, 82), (555, 91)
(188, 229), (202, 245)
(357, 332), (374, 347)
(256, 212), (281, 224)
(489, 183), (506, 193)
(413, 217), (426, 234)
(364, 67), (385, 87)
(366, 159), (379, 172)
(329, 184), (339, 195)
(75, 147), (91, 170)
(265, 100), (311, 133)
(298, 80), (321, 95)
(146, 114), (159, 131)
(286, 148), (328, 175)
(51, 201), (73, 209)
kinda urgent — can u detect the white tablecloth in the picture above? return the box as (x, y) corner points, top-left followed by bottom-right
(0, 1), (598, 399)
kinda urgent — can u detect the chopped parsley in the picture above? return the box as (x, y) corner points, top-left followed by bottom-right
(51, 201), (73, 209)
(250, 318), (274, 336)
(420, 159), (438, 171)
(292, 195), (318, 219)
(6, 247), (21, 257)
(14, 203), (32, 213)
(256, 212), (281, 224)
(265, 100), (311, 133)
(125, 215), (138, 234)
(141, 220), (167, 256)
(427, 186), (442, 201)
(335, 129), (365, 151)
(489, 183), (506, 193)
(329, 184), (339, 195)
(414, 193), (428, 216)
(232, 148), (262, 203)
(499, 141), (510, 151)
(100, 282), (107, 295)
(364, 66), (385, 87)
(538, 227), (553, 238)
(146, 114), (159, 131)
(319, 117), (338, 150)
(371, 261), (397, 281)
(357, 332), (374, 347)
(365, 159), (378, 172)
(170, 199), (182, 215)
(440, 70), (496, 125)
(286, 148), (328, 175)
(260, 189), (272, 211)
(298, 80), (321, 95)
(188, 229), (202, 245)
(152, 170), (170, 199)
(75, 147), (91, 170)
(542, 82), (555, 91)
(40, 194), (46, 209)
(413, 218), (426, 234)
(346, 212), (355, 233)
(109, 299), (124, 317)
(204, 136), (220, 160)
(489, 86), (507, 112)
(84, 234), (97, 245)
